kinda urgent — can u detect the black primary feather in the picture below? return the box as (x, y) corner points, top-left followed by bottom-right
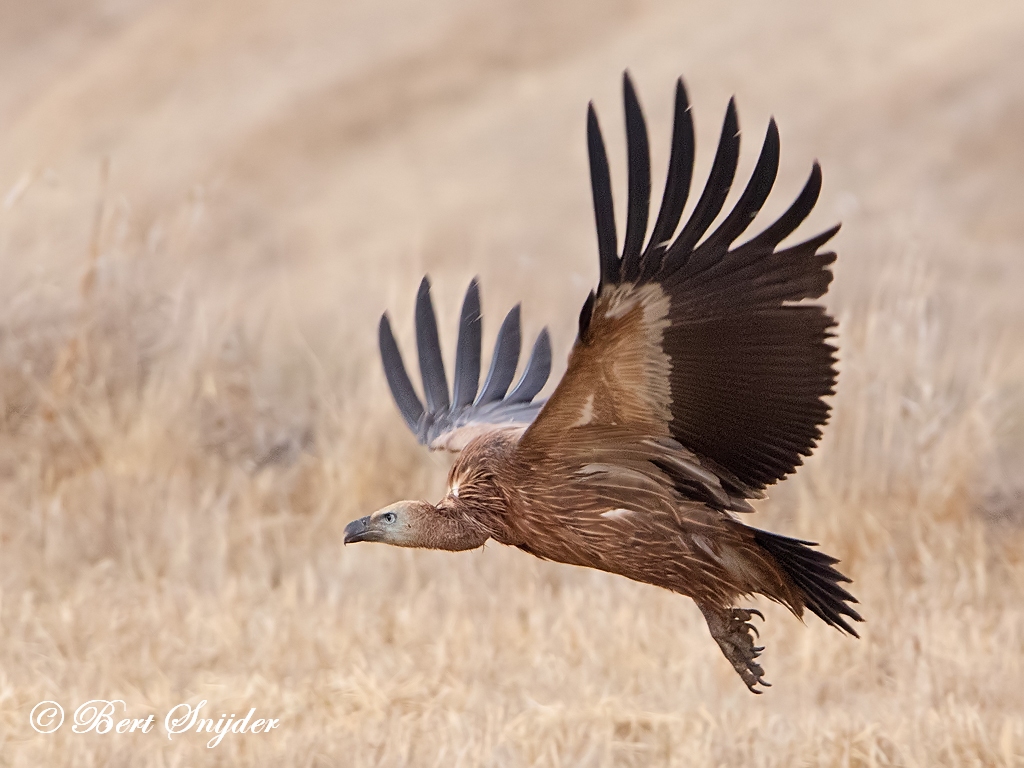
(587, 103), (619, 289)
(732, 162), (823, 258)
(476, 305), (522, 405)
(452, 279), (482, 408)
(689, 118), (780, 268)
(641, 78), (695, 278)
(507, 329), (552, 404)
(662, 97), (740, 273)
(379, 314), (424, 433)
(620, 72), (651, 281)
(415, 278), (450, 414)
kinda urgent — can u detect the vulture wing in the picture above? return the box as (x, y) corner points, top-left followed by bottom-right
(521, 73), (838, 495)
(380, 277), (553, 451)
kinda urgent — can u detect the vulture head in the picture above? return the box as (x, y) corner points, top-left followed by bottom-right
(344, 494), (492, 552)
(342, 500), (435, 547)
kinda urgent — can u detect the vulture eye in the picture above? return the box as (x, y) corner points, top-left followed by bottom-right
(382, 512), (397, 524)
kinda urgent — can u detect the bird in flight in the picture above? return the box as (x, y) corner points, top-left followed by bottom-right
(344, 73), (861, 692)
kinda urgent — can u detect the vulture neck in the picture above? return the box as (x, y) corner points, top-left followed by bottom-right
(444, 430), (524, 548)
(419, 511), (490, 551)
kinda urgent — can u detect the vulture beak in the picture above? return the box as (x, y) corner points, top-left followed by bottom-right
(343, 515), (375, 544)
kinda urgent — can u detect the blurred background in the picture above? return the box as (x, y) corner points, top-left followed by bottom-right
(1, 0), (1022, 764)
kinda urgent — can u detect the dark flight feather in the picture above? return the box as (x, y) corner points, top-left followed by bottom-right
(661, 98), (740, 273)
(477, 305), (522, 405)
(641, 78), (694, 277)
(507, 329), (552, 404)
(415, 278), (450, 414)
(587, 103), (620, 289)
(689, 118), (780, 268)
(452, 278), (482, 408)
(620, 72), (651, 280)
(378, 314), (424, 433)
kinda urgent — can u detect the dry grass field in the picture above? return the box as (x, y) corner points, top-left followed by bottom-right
(1, 0), (1023, 765)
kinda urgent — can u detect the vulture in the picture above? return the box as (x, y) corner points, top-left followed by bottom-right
(344, 73), (861, 692)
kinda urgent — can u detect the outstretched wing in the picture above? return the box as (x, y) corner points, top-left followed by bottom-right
(522, 73), (838, 495)
(380, 277), (553, 452)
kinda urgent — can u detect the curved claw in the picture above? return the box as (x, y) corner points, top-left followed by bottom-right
(744, 667), (772, 694)
(745, 663), (772, 693)
(702, 604), (774, 693)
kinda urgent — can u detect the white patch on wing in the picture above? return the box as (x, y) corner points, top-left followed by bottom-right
(449, 482), (460, 498)
(600, 508), (636, 520)
(571, 394), (595, 427)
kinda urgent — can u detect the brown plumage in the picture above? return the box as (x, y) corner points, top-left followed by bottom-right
(344, 73), (862, 692)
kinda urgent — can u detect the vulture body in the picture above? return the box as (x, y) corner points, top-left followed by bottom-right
(344, 74), (861, 692)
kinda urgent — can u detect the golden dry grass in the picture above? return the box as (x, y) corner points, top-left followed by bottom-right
(1, 0), (1023, 765)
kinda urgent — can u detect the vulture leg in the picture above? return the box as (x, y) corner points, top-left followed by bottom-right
(699, 604), (771, 693)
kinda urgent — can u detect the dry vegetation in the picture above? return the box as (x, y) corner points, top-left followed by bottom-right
(1, 0), (1023, 765)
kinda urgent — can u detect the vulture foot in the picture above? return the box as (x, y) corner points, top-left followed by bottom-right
(700, 605), (771, 693)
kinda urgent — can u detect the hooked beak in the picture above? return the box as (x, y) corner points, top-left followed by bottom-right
(343, 515), (376, 544)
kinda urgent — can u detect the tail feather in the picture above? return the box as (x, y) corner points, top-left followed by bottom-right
(752, 528), (862, 636)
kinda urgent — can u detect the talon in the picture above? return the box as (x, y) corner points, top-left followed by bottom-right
(702, 604), (773, 693)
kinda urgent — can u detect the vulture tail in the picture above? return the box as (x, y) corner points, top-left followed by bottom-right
(752, 528), (862, 636)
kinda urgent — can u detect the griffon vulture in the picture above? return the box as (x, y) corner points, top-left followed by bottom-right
(344, 73), (861, 692)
